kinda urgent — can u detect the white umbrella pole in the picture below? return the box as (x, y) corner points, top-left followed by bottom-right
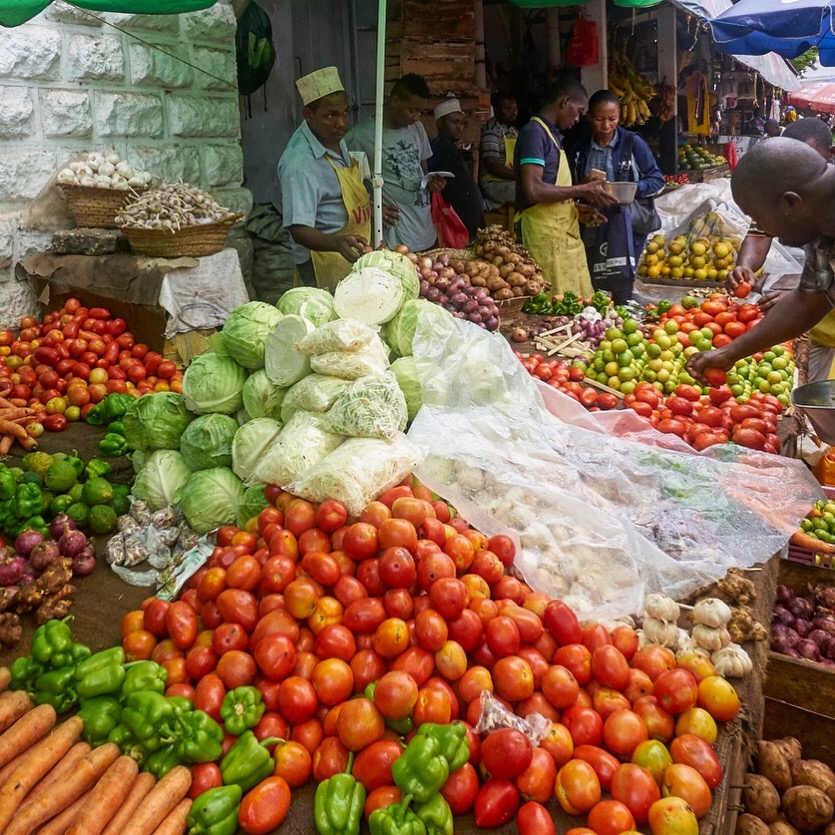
(372, 0), (386, 248)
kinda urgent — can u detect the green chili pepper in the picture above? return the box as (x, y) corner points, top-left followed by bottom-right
(314, 752), (365, 835)
(416, 722), (469, 771)
(78, 696), (123, 746)
(34, 666), (78, 713)
(220, 686), (264, 736)
(219, 731), (278, 792)
(368, 797), (427, 835)
(31, 618), (74, 667)
(75, 647), (125, 699)
(121, 690), (178, 752)
(391, 734), (449, 803)
(412, 794), (453, 835)
(122, 661), (167, 697)
(186, 785), (242, 835)
(175, 709), (223, 764)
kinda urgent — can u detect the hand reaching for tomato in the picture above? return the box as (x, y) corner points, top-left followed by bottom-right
(685, 348), (734, 386)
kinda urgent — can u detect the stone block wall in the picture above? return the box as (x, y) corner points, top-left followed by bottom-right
(0, 0), (251, 323)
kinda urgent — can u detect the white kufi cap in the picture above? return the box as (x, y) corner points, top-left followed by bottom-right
(296, 66), (345, 106)
(434, 98), (463, 121)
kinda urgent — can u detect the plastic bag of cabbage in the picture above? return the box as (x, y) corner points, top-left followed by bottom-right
(280, 375), (351, 423)
(323, 373), (408, 440)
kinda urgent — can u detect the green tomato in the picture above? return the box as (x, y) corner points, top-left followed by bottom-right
(622, 319), (639, 334)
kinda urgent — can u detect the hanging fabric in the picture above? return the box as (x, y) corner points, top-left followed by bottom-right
(566, 11), (599, 67)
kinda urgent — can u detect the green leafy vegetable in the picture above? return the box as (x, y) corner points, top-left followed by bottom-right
(276, 287), (336, 327)
(222, 301), (283, 369)
(242, 369), (286, 420)
(351, 250), (419, 301)
(237, 484), (269, 528)
(390, 356), (423, 422)
(132, 450), (191, 511)
(179, 414), (239, 471)
(123, 392), (193, 451)
(182, 353), (247, 415)
(179, 467), (245, 534)
(231, 418), (283, 483)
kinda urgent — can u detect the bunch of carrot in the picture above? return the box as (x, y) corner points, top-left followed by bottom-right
(0, 668), (193, 835)
(0, 399), (41, 455)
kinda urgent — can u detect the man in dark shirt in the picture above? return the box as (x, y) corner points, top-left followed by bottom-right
(428, 99), (485, 240)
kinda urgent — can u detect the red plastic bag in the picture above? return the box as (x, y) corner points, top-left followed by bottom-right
(431, 192), (469, 249)
(566, 18), (598, 68)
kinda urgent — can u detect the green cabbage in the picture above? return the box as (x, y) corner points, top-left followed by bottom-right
(182, 353), (247, 415)
(232, 418), (283, 483)
(276, 287), (336, 327)
(324, 373), (408, 439)
(242, 370), (286, 420)
(391, 356), (423, 422)
(132, 449), (191, 511)
(237, 484), (269, 528)
(352, 250), (420, 301)
(179, 467), (245, 534)
(179, 414), (239, 471)
(222, 301), (283, 369)
(123, 392), (193, 451)
(386, 299), (454, 357)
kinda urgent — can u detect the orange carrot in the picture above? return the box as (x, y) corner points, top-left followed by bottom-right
(0, 691), (32, 734)
(20, 742), (92, 815)
(0, 749), (30, 787)
(121, 766), (192, 835)
(100, 771), (156, 835)
(0, 668), (10, 692)
(0, 713), (81, 831)
(66, 755), (140, 835)
(0, 702), (56, 769)
(0, 436), (13, 456)
(0, 420), (31, 440)
(4, 741), (119, 835)
(34, 791), (90, 835)
(150, 797), (192, 835)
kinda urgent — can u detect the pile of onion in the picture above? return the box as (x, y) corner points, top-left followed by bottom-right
(771, 582), (835, 667)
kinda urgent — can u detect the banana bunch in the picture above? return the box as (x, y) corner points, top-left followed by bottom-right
(608, 45), (654, 127)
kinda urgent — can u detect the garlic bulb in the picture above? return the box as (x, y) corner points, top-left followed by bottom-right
(98, 162), (116, 178)
(712, 643), (752, 678)
(644, 594), (679, 623)
(642, 616), (680, 648)
(693, 598), (732, 628)
(69, 161), (84, 173)
(692, 623), (731, 652)
(79, 176), (96, 186)
(116, 162), (134, 178)
(58, 151), (152, 190)
(105, 152), (120, 165)
(56, 169), (76, 185)
(94, 175), (112, 188)
(87, 152), (104, 171)
(111, 176), (130, 190)
(676, 641), (712, 660)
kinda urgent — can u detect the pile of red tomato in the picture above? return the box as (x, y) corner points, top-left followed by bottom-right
(0, 298), (183, 431)
(654, 295), (762, 350)
(624, 381), (783, 452)
(516, 353), (620, 412)
(120, 480), (741, 835)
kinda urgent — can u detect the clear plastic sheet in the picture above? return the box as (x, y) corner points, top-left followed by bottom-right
(473, 691), (551, 746)
(408, 314), (822, 619)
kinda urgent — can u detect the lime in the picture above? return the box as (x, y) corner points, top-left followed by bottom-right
(599, 340), (612, 352)
(111, 493), (131, 517)
(67, 502), (89, 527)
(69, 483), (84, 503)
(21, 452), (54, 478)
(605, 327), (622, 341)
(772, 345), (785, 356)
(44, 460), (77, 494)
(763, 351), (776, 363)
(593, 357), (606, 373)
(606, 377), (621, 390)
(82, 477), (114, 507)
(619, 367), (636, 382)
(647, 344), (662, 359)
(617, 352), (633, 366)
(611, 338), (628, 354)
(630, 345), (645, 359)
(50, 494), (74, 515)
(89, 505), (118, 535)
(626, 332), (644, 347)
(605, 361), (620, 377)
(622, 319), (639, 334)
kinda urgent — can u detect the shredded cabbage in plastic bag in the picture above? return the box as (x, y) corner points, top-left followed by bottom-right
(323, 372), (408, 439)
(310, 333), (390, 380)
(296, 318), (377, 355)
(280, 375), (352, 423)
(407, 313), (822, 619)
(288, 434), (419, 516)
(252, 410), (345, 487)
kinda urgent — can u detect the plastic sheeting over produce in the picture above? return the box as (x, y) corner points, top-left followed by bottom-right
(407, 314), (822, 619)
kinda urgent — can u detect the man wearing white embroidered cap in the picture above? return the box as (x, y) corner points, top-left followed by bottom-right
(278, 66), (371, 291)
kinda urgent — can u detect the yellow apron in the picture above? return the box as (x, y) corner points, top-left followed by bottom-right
(811, 310), (835, 349)
(483, 135), (517, 182)
(295, 155), (372, 292)
(516, 117), (592, 298)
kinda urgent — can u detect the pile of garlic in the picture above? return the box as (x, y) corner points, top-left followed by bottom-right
(639, 593), (683, 650)
(116, 182), (234, 232)
(56, 152), (153, 191)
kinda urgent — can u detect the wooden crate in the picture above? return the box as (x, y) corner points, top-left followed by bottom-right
(763, 559), (835, 764)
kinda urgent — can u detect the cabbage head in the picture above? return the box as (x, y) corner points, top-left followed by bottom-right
(222, 301), (283, 369)
(242, 369), (286, 420)
(352, 250), (419, 301)
(179, 467), (245, 534)
(386, 299), (454, 357)
(179, 414), (239, 471)
(123, 392), (193, 451)
(182, 353), (247, 415)
(391, 356), (423, 422)
(232, 418), (283, 483)
(132, 450), (191, 511)
(276, 287), (336, 327)
(237, 484), (269, 528)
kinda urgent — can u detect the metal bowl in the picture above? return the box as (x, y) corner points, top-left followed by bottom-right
(605, 182), (638, 204)
(791, 380), (835, 443)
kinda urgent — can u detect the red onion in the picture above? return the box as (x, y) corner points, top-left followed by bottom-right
(812, 616), (835, 635)
(772, 607), (794, 626)
(783, 648), (801, 658)
(809, 628), (831, 647)
(796, 639), (820, 660)
(15, 530), (44, 557)
(59, 528), (87, 559)
(776, 584), (795, 603)
(29, 540), (60, 572)
(19, 567), (37, 587)
(793, 619), (812, 638)
(788, 596), (814, 619)
(485, 316), (499, 331)
(0, 557), (24, 586)
(49, 514), (77, 541)
(819, 658), (835, 668)
(419, 280), (430, 295)
(816, 585), (835, 610)
(71, 543), (96, 577)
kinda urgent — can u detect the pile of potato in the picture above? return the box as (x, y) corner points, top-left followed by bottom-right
(738, 738), (835, 834)
(471, 225), (549, 299)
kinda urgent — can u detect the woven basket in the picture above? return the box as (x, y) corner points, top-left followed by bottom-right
(62, 184), (140, 229)
(495, 295), (532, 318)
(421, 247), (476, 263)
(122, 216), (242, 258)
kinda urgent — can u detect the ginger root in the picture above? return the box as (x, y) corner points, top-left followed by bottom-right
(0, 612), (22, 646)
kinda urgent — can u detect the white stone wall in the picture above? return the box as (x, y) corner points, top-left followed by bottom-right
(0, 0), (251, 322)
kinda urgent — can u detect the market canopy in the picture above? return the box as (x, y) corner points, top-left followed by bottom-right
(787, 78), (835, 111)
(710, 0), (835, 66)
(0, 0), (216, 28)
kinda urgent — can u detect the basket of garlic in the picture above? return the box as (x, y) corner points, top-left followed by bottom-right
(57, 152), (153, 229)
(116, 182), (243, 258)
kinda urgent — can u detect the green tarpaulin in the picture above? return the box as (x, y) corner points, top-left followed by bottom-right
(0, 0), (217, 28)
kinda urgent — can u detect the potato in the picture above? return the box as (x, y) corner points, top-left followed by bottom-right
(759, 741), (793, 792)
(770, 823), (801, 835)
(512, 285), (526, 297)
(745, 773), (781, 823)
(465, 262), (480, 278)
(494, 288), (513, 301)
(737, 814), (772, 835)
(470, 275), (487, 287)
(525, 281), (544, 296)
(782, 785), (834, 832)
(790, 760), (835, 794)
(499, 264), (514, 279)
(825, 823), (835, 835)
(508, 272), (527, 288)
(772, 738), (803, 766)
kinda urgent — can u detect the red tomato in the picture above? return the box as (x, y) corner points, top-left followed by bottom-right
(441, 762), (479, 814)
(573, 745), (620, 792)
(514, 746), (556, 803)
(351, 740), (403, 791)
(561, 706), (603, 748)
(610, 763), (661, 824)
(543, 601), (582, 644)
(254, 633), (296, 680)
(587, 800), (636, 835)
(165, 601), (198, 650)
(194, 673), (226, 722)
(474, 778), (520, 828)
(188, 763), (223, 799)
(481, 728), (533, 780)
(217, 589), (259, 632)
(653, 668), (698, 714)
(602, 709), (649, 759)
(238, 776), (291, 834)
(669, 734), (724, 789)
(555, 759), (601, 815)
(516, 801), (556, 835)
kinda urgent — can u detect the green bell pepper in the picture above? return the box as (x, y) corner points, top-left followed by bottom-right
(391, 734), (449, 803)
(99, 434), (129, 458)
(169, 695), (194, 714)
(71, 642), (92, 665)
(34, 666), (78, 713)
(0, 469), (16, 501)
(31, 618), (74, 667)
(17, 515), (50, 539)
(75, 646), (125, 699)
(413, 795), (453, 835)
(14, 483), (44, 519)
(78, 696), (123, 746)
(416, 722), (469, 772)
(174, 709), (223, 764)
(220, 686), (264, 736)
(219, 731), (278, 793)
(122, 661), (167, 697)
(84, 458), (113, 480)
(9, 656), (43, 692)
(314, 752), (366, 835)
(657, 299), (672, 315)
(0, 498), (14, 529)
(186, 785), (242, 835)
(108, 723), (148, 764)
(145, 744), (181, 779)
(369, 798), (427, 835)
(121, 690), (178, 752)
(107, 421), (126, 437)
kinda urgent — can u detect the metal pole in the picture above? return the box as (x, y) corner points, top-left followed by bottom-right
(372, 0), (387, 248)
